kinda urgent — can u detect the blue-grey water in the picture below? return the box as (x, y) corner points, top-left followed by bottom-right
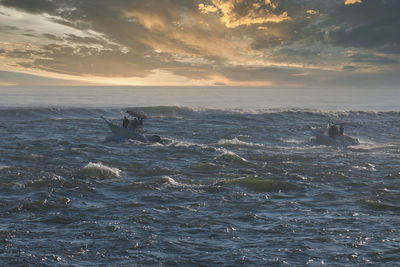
(0, 87), (399, 266)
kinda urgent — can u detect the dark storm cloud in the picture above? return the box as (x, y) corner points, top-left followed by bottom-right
(324, 0), (400, 52)
(1, 0), (56, 14)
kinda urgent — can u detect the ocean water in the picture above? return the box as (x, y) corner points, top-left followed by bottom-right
(0, 87), (400, 266)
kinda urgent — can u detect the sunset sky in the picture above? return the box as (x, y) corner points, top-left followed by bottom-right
(0, 0), (399, 87)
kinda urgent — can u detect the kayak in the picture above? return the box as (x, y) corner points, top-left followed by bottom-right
(101, 116), (161, 143)
(311, 127), (359, 146)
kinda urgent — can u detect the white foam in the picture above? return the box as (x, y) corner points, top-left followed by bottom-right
(284, 139), (303, 145)
(162, 176), (183, 187)
(219, 148), (249, 163)
(217, 137), (265, 148)
(81, 162), (121, 179)
(160, 176), (210, 190)
(0, 165), (11, 170)
(166, 138), (211, 149)
(350, 139), (400, 151)
(353, 163), (377, 172)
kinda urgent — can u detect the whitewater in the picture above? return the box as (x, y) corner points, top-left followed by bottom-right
(0, 86), (399, 265)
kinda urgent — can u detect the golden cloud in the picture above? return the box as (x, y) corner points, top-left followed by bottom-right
(306, 9), (319, 15)
(198, 3), (219, 14)
(265, 0), (278, 10)
(344, 0), (363, 5)
(198, 0), (291, 28)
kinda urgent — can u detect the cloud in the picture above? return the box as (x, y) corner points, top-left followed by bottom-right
(1, 0), (56, 14)
(325, 0), (400, 53)
(348, 53), (399, 65)
(198, 3), (219, 13)
(0, 70), (90, 86)
(342, 65), (358, 71)
(0, 0), (399, 87)
(16, 44), (167, 78)
(344, 0), (363, 5)
(198, 0), (291, 28)
(306, 9), (319, 15)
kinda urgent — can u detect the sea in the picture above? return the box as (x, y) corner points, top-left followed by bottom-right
(0, 86), (399, 266)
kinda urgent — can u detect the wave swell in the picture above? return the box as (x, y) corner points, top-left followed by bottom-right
(80, 162), (121, 179)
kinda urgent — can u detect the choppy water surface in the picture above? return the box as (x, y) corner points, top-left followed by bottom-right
(0, 106), (399, 266)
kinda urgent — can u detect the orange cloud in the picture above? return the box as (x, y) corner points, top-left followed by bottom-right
(198, 3), (219, 14)
(265, 0), (278, 10)
(198, 0), (291, 28)
(344, 0), (363, 5)
(306, 10), (319, 15)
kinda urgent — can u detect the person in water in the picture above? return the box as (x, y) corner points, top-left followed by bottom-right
(123, 116), (129, 128)
(328, 125), (339, 138)
(339, 125), (344, 135)
(126, 118), (144, 133)
(123, 116), (139, 130)
(128, 118), (138, 130)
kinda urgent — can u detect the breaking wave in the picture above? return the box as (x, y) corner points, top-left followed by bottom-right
(80, 162), (121, 179)
(2, 106), (400, 121)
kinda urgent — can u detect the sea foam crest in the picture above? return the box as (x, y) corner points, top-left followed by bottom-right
(218, 148), (249, 164)
(161, 176), (184, 187)
(0, 165), (12, 170)
(217, 137), (264, 148)
(160, 176), (202, 190)
(166, 138), (211, 149)
(81, 162), (121, 179)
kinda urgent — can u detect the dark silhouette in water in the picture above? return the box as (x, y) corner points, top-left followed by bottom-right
(122, 116), (129, 128)
(149, 135), (161, 143)
(122, 112), (145, 133)
(329, 125), (339, 138)
(128, 118), (143, 133)
(339, 125), (344, 135)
